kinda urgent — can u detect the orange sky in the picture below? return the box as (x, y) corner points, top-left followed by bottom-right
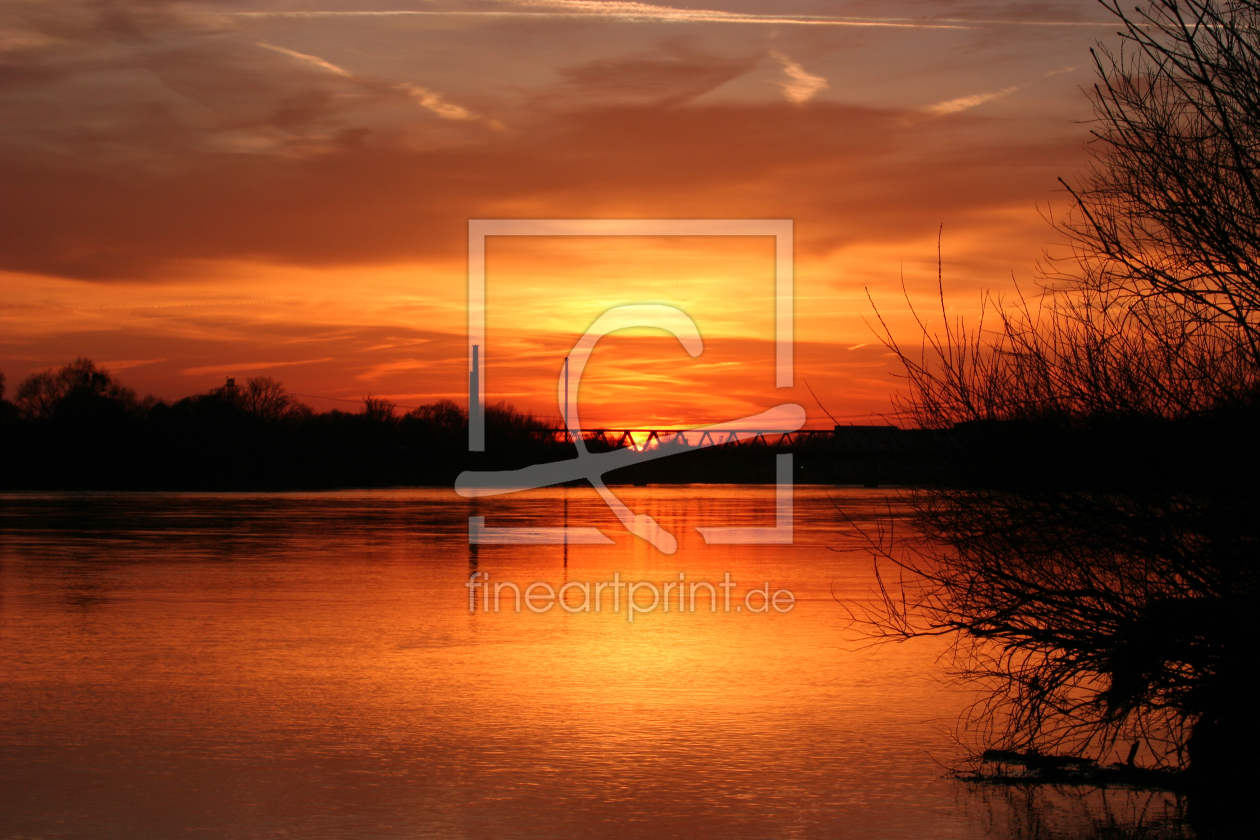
(0, 0), (1119, 428)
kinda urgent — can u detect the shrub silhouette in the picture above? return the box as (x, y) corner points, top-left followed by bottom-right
(864, 2), (1260, 830)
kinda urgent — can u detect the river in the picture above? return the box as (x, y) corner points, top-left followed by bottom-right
(0, 487), (1186, 839)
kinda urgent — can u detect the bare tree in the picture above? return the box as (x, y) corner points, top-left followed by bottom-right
(408, 399), (466, 437)
(871, 272), (1257, 777)
(864, 1), (1260, 811)
(362, 396), (397, 424)
(15, 357), (137, 420)
(1057, 0), (1260, 359)
(235, 376), (299, 421)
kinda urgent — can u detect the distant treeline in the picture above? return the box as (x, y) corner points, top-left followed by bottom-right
(0, 358), (826, 490)
(0, 358), (556, 489)
(4, 357), (1258, 491)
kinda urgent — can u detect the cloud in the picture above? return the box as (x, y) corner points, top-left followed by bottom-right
(769, 50), (828, 104)
(0, 97), (1084, 282)
(398, 82), (502, 126)
(355, 357), (441, 382)
(96, 358), (167, 371)
(0, 0), (1109, 419)
(181, 357), (336, 377)
(257, 42), (352, 78)
(494, 0), (950, 27)
(0, 0), (505, 179)
(924, 86), (1019, 115)
(0, 1), (1084, 287)
(551, 44), (758, 108)
(258, 41), (501, 127)
(229, 4), (972, 29)
(229, 3), (1118, 29)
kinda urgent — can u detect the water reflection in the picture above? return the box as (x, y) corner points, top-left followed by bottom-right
(963, 785), (1189, 840)
(0, 488), (1188, 839)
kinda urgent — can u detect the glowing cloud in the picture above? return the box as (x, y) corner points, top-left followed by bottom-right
(924, 86), (1019, 115)
(769, 50), (828, 104)
(257, 42), (500, 126)
(398, 83), (501, 126)
(97, 358), (168, 372)
(233, 4), (972, 29)
(257, 42), (353, 77)
(182, 358), (336, 377)
(234, 4), (1118, 29)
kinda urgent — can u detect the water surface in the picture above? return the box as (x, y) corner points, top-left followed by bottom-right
(0, 487), (1186, 839)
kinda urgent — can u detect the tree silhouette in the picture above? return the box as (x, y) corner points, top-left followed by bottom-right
(0, 372), (15, 425)
(233, 376), (302, 421)
(1058, 0), (1260, 356)
(0, 360), (586, 489)
(407, 399), (465, 438)
(15, 357), (137, 420)
(362, 396), (397, 424)
(866, 1), (1260, 825)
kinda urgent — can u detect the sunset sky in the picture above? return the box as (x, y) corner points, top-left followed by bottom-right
(0, 0), (1120, 428)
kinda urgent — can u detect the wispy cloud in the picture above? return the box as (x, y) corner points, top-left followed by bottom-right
(398, 83), (500, 126)
(257, 42), (501, 127)
(232, 3), (1119, 29)
(2, 97), (1083, 281)
(0, 30), (58, 53)
(769, 50), (827, 104)
(924, 86), (1019, 115)
(182, 358), (335, 377)
(257, 42), (352, 77)
(98, 358), (167, 371)
(552, 46), (758, 108)
(355, 358), (439, 382)
(230, 4), (962, 29)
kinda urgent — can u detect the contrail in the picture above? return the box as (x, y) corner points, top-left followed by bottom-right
(258, 42), (352, 76)
(232, 10), (969, 28)
(257, 41), (502, 127)
(229, 4), (1119, 30)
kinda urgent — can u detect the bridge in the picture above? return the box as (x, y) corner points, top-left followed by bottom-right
(518, 425), (902, 452)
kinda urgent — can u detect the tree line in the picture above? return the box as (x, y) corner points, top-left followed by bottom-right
(0, 359), (825, 489)
(0, 359), (557, 489)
